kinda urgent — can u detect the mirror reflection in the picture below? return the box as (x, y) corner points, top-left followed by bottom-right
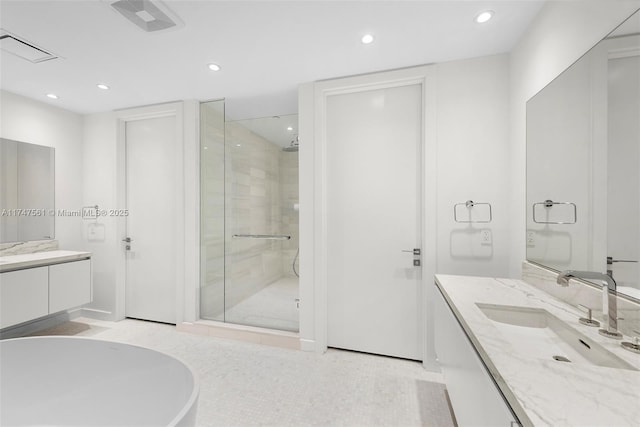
(526, 10), (640, 299)
(0, 138), (55, 243)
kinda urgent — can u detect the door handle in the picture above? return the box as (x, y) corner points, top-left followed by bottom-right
(607, 257), (637, 264)
(401, 248), (421, 266)
(122, 237), (133, 243)
(401, 249), (421, 256)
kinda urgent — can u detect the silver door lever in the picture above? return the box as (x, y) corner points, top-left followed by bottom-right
(607, 257), (637, 264)
(402, 248), (421, 266)
(402, 249), (421, 256)
(122, 237), (132, 243)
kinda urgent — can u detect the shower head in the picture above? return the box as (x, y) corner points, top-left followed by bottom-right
(282, 136), (299, 152)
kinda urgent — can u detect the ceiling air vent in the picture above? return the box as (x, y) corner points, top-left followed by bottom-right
(0, 30), (58, 63)
(106, 0), (184, 33)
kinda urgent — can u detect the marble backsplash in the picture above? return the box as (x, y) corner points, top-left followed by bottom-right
(522, 261), (640, 337)
(0, 239), (59, 256)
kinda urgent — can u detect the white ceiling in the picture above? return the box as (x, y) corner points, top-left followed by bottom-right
(0, 0), (545, 120)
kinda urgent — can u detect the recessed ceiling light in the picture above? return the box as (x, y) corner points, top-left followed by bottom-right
(287, 126), (293, 131)
(208, 63), (221, 71)
(97, 84), (110, 90)
(361, 34), (374, 44)
(46, 93), (58, 99)
(475, 11), (494, 24)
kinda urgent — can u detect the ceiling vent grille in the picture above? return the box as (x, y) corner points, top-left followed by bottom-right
(0, 30), (58, 63)
(106, 0), (184, 33)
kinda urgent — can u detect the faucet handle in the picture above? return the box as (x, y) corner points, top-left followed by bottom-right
(621, 330), (640, 354)
(577, 304), (600, 327)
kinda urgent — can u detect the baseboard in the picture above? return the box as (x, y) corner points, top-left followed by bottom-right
(0, 311), (74, 339)
(299, 338), (317, 352)
(79, 307), (115, 321)
(422, 358), (442, 373)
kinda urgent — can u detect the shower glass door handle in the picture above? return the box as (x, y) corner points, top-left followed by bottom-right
(232, 234), (291, 240)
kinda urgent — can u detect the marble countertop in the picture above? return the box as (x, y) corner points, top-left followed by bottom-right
(0, 250), (91, 273)
(435, 274), (640, 427)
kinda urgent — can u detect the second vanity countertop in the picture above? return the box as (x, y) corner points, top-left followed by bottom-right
(435, 274), (640, 427)
(0, 250), (92, 273)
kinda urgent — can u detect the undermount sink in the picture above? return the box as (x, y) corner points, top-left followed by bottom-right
(476, 303), (637, 371)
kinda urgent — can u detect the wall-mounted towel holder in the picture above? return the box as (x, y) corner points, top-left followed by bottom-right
(532, 200), (577, 224)
(454, 200), (492, 223)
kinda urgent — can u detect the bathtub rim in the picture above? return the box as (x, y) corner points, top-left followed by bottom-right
(0, 335), (200, 427)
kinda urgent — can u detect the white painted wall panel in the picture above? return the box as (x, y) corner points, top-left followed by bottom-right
(435, 54), (511, 277)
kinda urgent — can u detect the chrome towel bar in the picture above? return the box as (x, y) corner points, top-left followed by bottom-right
(532, 200), (577, 224)
(232, 234), (291, 240)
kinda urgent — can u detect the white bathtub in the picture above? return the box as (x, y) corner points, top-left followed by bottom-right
(0, 336), (199, 426)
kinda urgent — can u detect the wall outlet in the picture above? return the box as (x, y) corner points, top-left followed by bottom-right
(527, 231), (536, 246)
(480, 229), (492, 244)
(87, 223), (105, 241)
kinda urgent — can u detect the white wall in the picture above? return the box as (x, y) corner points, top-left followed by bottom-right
(0, 90), (84, 251)
(81, 112), (118, 319)
(508, 0), (640, 278)
(435, 54), (511, 277)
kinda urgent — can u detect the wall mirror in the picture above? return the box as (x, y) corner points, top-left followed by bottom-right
(0, 138), (55, 243)
(526, 9), (640, 300)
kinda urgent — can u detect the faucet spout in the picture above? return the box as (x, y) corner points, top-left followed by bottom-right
(556, 270), (622, 339)
(557, 270), (616, 290)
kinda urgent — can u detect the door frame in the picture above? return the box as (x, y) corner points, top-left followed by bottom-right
(114, 102), (185, 323)
(299, 65), (438, 368)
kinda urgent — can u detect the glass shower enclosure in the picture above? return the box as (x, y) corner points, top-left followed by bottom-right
(200, 99), (299, 332)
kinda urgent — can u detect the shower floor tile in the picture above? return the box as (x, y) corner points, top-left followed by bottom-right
(224, 276), (299, 332)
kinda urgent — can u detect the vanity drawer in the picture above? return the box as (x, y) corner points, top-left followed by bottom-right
(0, 266), (49, 329)
(49, 259), (91, 314)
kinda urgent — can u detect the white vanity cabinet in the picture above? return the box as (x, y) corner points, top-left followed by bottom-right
(0, 253), (92, 329)
(49, 259), (91, 314)
(434, 286), (519, 427)
(0, 267), (49, 329)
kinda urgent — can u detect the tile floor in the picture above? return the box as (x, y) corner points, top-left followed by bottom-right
(25, 318), (456, 426)
(224, 276), (300, 332)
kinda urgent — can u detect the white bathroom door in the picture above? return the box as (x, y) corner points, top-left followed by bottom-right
(124, 115), (177, 324)
(326, 83), (423, 360)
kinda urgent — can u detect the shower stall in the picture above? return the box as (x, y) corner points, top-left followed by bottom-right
(200, 99), (299, 332)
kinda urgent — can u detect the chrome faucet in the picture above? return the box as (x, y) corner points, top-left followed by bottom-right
(556, 270), (623, 339)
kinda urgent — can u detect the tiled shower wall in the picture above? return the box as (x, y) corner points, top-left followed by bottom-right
(280, 150), (299, 276)
(224, 121), (283, 311)
(200, 102), (225, 320)
(200, 102), (299, 320)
